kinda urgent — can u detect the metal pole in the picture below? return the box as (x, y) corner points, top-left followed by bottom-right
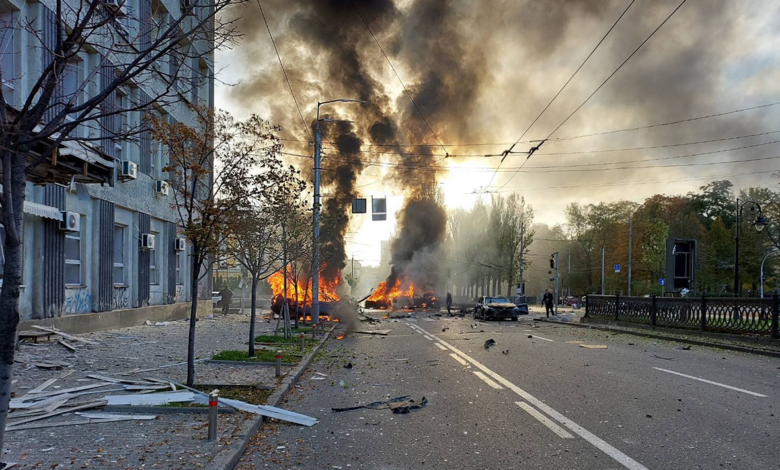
(734, 197), (740, 298)
(207, 390), (218, 441)
(300, 333), (305, 352)
(567, 250), (571, 297)
(517, 221), (525, 297)
(554, 252), (559, 316)
(275, 350), (282, 377)
(601, 247), (605, 295)
(628, 215), (633, 297)
(312, 108), (322, 326)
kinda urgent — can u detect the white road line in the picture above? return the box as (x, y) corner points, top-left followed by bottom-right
(423, 335), (434, 341)
(516, 402), (573, 439)
(529, 335), (554, 342)
(653, 367), (768, 397)
(473, 371), (504, 389)
(434, 342), (448, 351)
(449, 353), (468, 366)
(430, 334), (648, 470)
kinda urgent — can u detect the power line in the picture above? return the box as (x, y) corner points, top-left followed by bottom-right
(483, 0), (637, 193)
(257, 0), (312, 141)
(496, 0), (688, 192)
(350, 0), (449, 157)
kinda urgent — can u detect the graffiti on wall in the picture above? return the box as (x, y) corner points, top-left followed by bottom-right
(64, 289), (92, 314)
(176, 285), (185, 302)
(113, 286), (130, 310)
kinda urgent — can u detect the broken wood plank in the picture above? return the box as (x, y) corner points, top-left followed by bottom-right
(104, 391), (195, 406)
(123, 385), (170, 391)
(26, 382), (111, 399)
(31, 326), (98, 345)
(120, 358), (206, 376)
(32, 361), (70, 370)
(10, 393), (74, 410)
(579, 344), (608, 349)
(57, 339), (76, 352)
(76, 412), (156, 420)
(6, 417), (138, 432)
(28, 378), (57, 394)
(6, 400), (107, 428)
(87, 374), (157, 386)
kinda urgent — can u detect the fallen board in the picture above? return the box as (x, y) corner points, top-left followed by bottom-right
(105, 391), (195, 406)
(31, 326), (98, 345)
(6, 417), (140, 432)
(355, 330), (391, 336)
(579, 344), (608, 349)
(6, 400), (107, 428)
(204, 396), (317, 426)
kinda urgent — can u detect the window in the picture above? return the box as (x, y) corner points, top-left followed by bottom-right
(115, 90), (128, 160)
(1, 11), (16, 100)
(175, 251), (182, 285)
(65, 217), (84, 285)
(150, 231), (158, 284)
(62, 62), (80, 102)
(113, 225), (125, 285)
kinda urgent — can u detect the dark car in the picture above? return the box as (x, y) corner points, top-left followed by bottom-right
(513, 295), (530, 315)
(475, 296), (520, 321)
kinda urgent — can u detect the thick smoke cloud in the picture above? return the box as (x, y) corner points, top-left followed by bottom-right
(227, 0), (780, 282)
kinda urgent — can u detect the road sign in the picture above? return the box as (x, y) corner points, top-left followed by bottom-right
(614, 264), (620, 273)
(659, 278), (666, 286)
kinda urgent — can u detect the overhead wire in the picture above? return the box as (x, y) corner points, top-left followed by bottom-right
(256, 0), (312, 142)
(481, 0), (638, 193)
(350, 0), (449, 157)
(495, 0), (689, 192)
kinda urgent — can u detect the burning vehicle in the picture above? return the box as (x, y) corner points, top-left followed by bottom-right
(267, 267), (341, 321)
(364, 278), (439, 310)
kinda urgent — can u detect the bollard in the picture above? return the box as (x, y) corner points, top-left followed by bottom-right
(275, 351), (282, 377)
(300, 333), (305, 352)
(207, 390), (219, 441)
(312, 323), (317, 339)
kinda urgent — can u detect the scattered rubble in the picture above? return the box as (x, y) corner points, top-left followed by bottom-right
(332, 395), (428, 415)
(484, 339), (496, 350)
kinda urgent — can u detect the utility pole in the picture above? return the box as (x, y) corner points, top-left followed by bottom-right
(311, 119), (322, 325)
(568, 250), (571, 297)
(601, 246), (605, 295)
(555, 252), (560, 316)
(517, 221), (525, 298)
(628, 215), (633, 297)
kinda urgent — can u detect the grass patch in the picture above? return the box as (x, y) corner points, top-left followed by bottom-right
(161, 401), (207, 408)
(213, 343), (316, 364)
(255, 334), (318, 345)
(193, 385), (271, 405)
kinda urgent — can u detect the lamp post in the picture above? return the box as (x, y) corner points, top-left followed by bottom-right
(734, 198), (767, 297)
(759, 249), (778, 298)
(312, 99), (367, 326)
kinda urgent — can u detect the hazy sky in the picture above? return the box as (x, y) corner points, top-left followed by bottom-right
(215, 0), (780, 266)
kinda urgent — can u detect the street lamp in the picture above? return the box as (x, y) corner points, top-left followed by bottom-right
(312, 98), (368, 326)
(734, 198), (766, 297)
(760, 249), (778, 298)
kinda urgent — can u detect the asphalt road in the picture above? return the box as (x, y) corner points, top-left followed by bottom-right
(237, 312), (780, 470)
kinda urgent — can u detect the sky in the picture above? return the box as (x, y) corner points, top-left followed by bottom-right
(214, 0), (780, 267)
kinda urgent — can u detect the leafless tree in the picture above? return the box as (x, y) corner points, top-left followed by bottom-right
(0, 0), (241, 448)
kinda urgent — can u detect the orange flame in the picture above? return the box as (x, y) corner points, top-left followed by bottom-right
(366, 279), (415, 308)
(268, 266), (341, 306)
(336, 334), (345, 340)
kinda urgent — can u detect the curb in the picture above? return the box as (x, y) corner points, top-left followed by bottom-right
(534, 318), (780, 358)
(210, 325), (337, 470)
(206, 360), (295, 367)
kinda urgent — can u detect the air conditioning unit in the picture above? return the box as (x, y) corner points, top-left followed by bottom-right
(119, 160), (137, 181)
(60, 211), (80, 232)
(155, 180), (170, 196)
(174, 238), (186, 252)
(141, 233), (155, 250)
(104, 0), (127, 16)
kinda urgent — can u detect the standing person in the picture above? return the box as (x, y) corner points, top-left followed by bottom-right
(446, 292), (453, 315)
(542, 289), (554, 318)
(219, 286), (234, 316)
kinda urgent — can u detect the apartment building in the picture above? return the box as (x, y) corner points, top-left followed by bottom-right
(0, 0), (214, 324)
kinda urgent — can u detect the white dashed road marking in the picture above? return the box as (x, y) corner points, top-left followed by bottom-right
(473, 371), (504, 389)
(434, 342), (448, 351)
(653, 367), (767, 397)
(410, 323), (648, 470)
(528, 335), (554, 342)
(423, 335), (434, 341)
(516, 401), (574, 439)
(449, 353), (468, 366)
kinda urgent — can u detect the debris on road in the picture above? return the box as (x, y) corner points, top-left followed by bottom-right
(31, 325), (98, 345)
(502, 350), (509, 355)
(565, 340), (584, 344)
(344, 362), (353, 369)
(105, 391), (195, 406)
(653, 355), (674, 360)
(355, 330), (391, 336)
(579, 344), (608, 349)
(484, 339), (496, 350)
(677, 345), (692, 351)
(332, 395), (428, 415)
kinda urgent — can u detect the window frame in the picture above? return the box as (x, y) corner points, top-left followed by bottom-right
(64, 216), (85, 286)
(150, 231), (159, 285)
(113, 224), (126, 286)
(176, 250), (183, 285)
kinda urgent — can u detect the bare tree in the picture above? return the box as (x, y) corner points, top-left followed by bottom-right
(0, 0), (240, 449)
(149, 107), (279, 385)
(224, 161), (306, 356)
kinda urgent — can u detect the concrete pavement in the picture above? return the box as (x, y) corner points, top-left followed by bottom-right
(237, 313), (779, 469)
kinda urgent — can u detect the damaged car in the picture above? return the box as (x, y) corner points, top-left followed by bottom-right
(474, 296), (521, 321)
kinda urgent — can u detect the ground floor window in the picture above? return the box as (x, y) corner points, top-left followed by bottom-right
(113, 224), (125, 285)
(65, 216), (84, 285)
(150, 231), (158, 285)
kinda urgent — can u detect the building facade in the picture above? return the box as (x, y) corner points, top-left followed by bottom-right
(0, 0), (213, 321)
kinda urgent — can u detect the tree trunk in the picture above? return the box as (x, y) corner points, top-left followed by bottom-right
(293, 273), (299, 329)
(248, 276), (258, 357)
(186, 248), (200, 387)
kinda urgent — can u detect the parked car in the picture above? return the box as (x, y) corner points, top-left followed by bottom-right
(513, 295), (530, 315)
(560, 296), (581, 308)
(475, 296), (521, 321)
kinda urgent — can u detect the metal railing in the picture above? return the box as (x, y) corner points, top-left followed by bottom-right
(585, 294), (780, 338)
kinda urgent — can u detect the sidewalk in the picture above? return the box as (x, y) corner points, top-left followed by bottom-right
(6, 314), (325, 469)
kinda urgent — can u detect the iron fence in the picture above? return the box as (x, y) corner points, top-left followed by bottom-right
(585, 294), (780, 338)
